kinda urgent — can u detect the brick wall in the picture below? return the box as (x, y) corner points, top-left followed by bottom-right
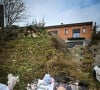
(46, 22), (93, 41)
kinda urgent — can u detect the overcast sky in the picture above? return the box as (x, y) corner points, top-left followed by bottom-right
(18, 0), (100, 26)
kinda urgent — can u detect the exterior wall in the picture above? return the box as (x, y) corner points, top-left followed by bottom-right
(46, 24), (92, 41)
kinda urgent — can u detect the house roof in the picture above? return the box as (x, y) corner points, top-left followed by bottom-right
(45, 22), (93, 29)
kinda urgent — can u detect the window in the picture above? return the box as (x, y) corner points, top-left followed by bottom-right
(73, 29), (80, 38)
(83, 27), (86, 33)
(73, 33), (80, 38)
(65, 29), (68, 35)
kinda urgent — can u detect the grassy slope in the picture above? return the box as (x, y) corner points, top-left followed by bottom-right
(0, 32), (100, 89)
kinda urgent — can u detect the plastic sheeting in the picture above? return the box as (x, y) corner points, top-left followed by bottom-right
(37, 80), (54, 90)
(0, 83), (9, 90)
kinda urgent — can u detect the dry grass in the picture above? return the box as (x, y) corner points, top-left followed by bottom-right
(0, 32), (100, 90)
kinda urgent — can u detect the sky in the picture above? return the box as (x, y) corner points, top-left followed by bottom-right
(18, 0), (100, 26)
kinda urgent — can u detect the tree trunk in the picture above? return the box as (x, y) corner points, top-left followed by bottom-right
(0, 5), (4, 44)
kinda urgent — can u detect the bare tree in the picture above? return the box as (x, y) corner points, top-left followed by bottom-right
(32, 18), (45, 31)
(0, 0), (25, 26)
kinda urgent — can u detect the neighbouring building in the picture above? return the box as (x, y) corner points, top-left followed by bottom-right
(45, 22), (93, 48)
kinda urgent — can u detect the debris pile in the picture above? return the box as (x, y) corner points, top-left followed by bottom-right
(26, 73), (89, 90)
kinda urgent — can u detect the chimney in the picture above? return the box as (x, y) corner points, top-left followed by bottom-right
(61, 23), (63, 25)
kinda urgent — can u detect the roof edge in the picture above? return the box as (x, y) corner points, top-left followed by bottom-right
(45, 21), (93, 29)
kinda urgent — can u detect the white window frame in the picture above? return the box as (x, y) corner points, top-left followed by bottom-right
(65, 29), (68, 35)
(83, 27), (86, 33)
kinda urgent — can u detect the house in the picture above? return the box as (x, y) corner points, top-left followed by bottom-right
(45, 22), (93, 47)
